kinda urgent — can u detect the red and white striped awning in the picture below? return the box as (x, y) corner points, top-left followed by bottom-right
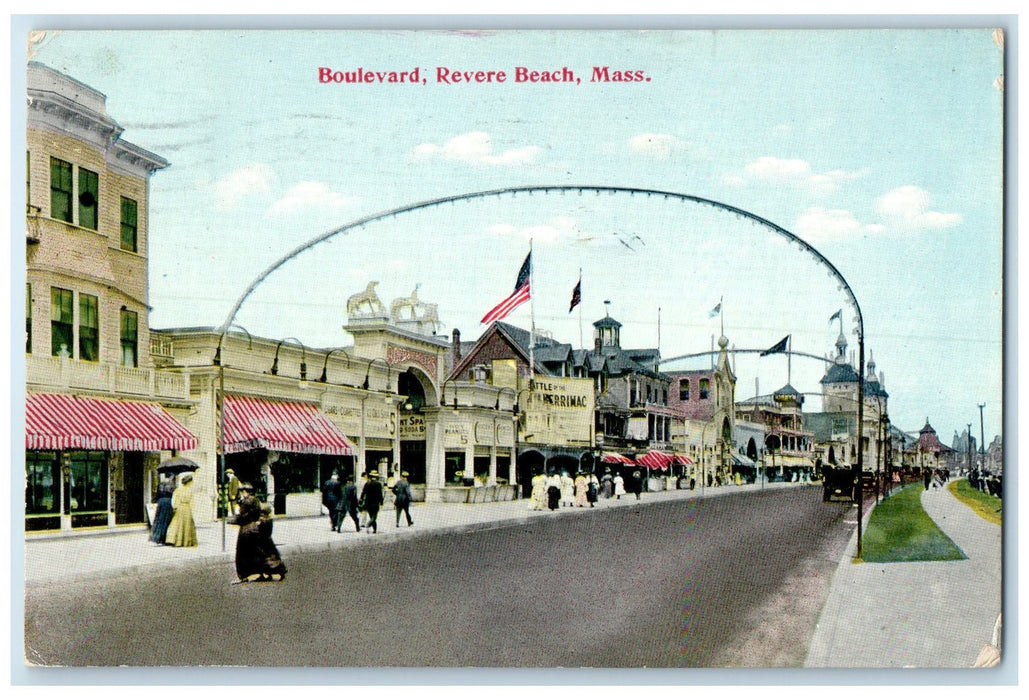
(673, 453), (696, 466)
(25, 392), (197, 452)
(636, 450), (675, 470)
(600, 451), (635, 465)
(222, 395), (356, 456)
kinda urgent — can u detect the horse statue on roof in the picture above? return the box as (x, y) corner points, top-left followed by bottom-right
(346, 281), (386, 318)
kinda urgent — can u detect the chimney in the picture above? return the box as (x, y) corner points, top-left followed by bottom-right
(452, 328), (462, 369)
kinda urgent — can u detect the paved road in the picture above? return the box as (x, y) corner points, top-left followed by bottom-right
(24, 486), (854, 667)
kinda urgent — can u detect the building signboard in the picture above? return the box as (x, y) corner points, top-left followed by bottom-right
(518, 377), (594, 446)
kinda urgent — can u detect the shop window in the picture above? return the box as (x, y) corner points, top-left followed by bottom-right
(50, 157), (73, 223)
(79, 293), (99, 362)
(50, 287), (73, 357)
(120, 308), (138, 367)
(25, 451), (60, 516)
(700, 378), (710, 400)
(67, 450), (108, 514)
(78, 167), (99, 230)
(679, 379), (690, 401)
(120, 196), (138, 252)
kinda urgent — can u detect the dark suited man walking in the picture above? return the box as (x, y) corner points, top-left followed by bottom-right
(392, 469), (414, 528)
(321, 472), (343, 532)
(361, 469), (385, 534)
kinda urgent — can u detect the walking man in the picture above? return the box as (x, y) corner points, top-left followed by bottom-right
(321, 471), (343, 532)
(362, 469), (385, 534)
(392, 470), (414, 527)
(340, 474), (360, 532)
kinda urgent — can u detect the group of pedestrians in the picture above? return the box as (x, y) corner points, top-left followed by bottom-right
(529, 468), (644, 511)
(149, 471), (199, 548)
(321, 467), (414, 535)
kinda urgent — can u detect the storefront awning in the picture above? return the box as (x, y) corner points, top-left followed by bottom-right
(600, 451), (635, 465)
(25, 392), (197, 452)
(673, 453), (695, 466)
(733, 454), (757, 468)
(636, 450), (675, 470)
(222, 395), (356, 456)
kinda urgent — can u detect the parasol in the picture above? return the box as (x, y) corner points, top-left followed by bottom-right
(157, 456), (199, 475)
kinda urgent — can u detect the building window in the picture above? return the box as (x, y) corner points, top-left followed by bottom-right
(78, 167), (99, 230)
(120, 309), (138, 367)
(50, 287), (73, 357)
(26, 452), (60, 516)
(26, 283), (31, 354)
(679, 379), (690, 401)
(67, 451), (109, 514)
(50, 157), (73, 223)
(662, 389), (668, 405)
(120, 196), (138, 252)
(700, 378), (710, 400)
(79, 293), (99, 362)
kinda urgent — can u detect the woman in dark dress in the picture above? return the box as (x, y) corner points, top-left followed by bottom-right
(149, 474), (175, 544)
(233, 484), (286, 583)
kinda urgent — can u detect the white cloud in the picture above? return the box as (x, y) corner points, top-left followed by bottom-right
(267, 181), (355, 216)
(488, 216), (579, 244)
(793, 207), (883, 241)
(412, 131), (542, 166)
(745, 156), (811, 180)
(214, 163), (274, 209)
(628, 133), (687, 159)
(735, 156), (866, 194)
(874, 186), (963, 229)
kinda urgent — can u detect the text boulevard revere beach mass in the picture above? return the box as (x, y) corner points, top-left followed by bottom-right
(317, 66), (651, 85)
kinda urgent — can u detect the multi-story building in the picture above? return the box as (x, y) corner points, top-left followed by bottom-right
(805, 330), (890, 477)
(450, 310), (683, 491)
(735, 383), (815, 481)
(449, 321), (595, 493)
(25, 62), (197, 532)
(667, 334), (737, 484)
(153, 283), (518, 516)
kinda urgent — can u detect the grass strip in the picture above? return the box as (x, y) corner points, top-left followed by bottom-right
(858, 483), (964, 563)
(949, 479), (1002, 526)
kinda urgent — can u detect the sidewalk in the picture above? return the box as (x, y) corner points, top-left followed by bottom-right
(804, 479), (1003, 668)
(23, 478), (806, 585)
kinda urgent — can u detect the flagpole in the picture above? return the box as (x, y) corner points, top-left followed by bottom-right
(528, 239), (535, 379)
(788, 335), (792, 384)
(578, 268), (583, 350)
(719, 295), (724, 337)
(657, 307), (662, 354)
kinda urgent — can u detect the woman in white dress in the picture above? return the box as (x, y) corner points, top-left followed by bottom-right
(613, 473), (626, 500)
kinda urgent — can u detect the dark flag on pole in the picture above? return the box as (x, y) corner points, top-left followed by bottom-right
(760, 335), (790, 356)
(828, 309), (842, 323)
(569, 278), (581, 313)
(481, 252), (532, 324)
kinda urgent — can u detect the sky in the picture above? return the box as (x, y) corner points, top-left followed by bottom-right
(19, 25), (1006, 449)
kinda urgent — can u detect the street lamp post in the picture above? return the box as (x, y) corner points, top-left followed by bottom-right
(318, 348), (351, 384)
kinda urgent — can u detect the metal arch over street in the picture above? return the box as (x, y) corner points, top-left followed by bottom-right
(215, 184), (868, 555)
(215, 185), (864, 337)
(660, 348), (835, 367)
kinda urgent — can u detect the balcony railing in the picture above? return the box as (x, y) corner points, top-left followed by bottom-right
(25, 354), (190, 401)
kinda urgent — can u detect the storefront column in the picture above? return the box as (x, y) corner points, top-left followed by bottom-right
(423, 411), (444, 502)
(464, 442), (475, 484)
(488, 419), (498, 486)
(60, 452), (72, 532)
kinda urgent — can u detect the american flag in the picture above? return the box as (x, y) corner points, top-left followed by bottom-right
(569, 278), (581, 313)
(481, 252), (531, 324)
